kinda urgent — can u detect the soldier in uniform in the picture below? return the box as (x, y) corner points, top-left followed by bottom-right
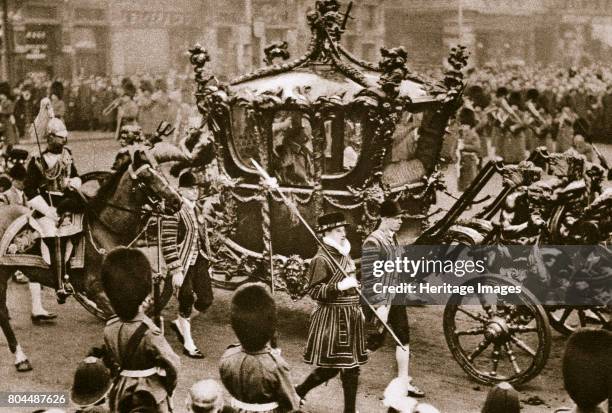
(101, 247), (180, 413)
(0, 162), (57, 323)
(22, 97), (82, 301)
(219, 283), (300, 412)
(296, 212), (367, 413)
(162, 171), (213, 359)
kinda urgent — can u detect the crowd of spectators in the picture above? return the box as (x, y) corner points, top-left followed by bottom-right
(0, 70), (199, 146)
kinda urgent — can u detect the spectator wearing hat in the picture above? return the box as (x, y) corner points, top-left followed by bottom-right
(481, 382), (520, 413)
(101, 247), (180, 413)
(137, 80), (157, 140)
(361, 200), (424, 398)
(14, 85), (35, 142)
(503, 91), (528, 164)
(186, 379), (236, 413)
(219, 283), (299, 413)
(0, 81), (17, 146)
(162, 171), (213, 359)
(50, 81), (65, 121)
(296, 212), (367, 413)
(555, 328), (611, 413)
(457, 106), (483, 192)
(0, 162), (57, 322)
(70, 356), (112, 412)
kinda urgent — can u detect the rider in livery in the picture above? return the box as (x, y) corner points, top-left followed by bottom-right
(22, 97), (82, 301)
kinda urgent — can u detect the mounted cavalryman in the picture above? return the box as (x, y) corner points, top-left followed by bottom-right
(22, 97), (82, 302)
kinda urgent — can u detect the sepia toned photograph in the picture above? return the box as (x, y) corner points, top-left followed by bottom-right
(0, 1), (610, 412)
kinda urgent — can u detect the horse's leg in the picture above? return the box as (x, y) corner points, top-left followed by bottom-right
(0, 268), (31, 370)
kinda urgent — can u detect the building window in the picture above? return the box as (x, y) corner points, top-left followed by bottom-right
(25, 5), (58, 20)
(75, 8), (106, 21)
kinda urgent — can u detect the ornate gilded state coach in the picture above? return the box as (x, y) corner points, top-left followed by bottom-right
(189, 0), (467, 296)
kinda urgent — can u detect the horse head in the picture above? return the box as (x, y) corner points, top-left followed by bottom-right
(91, 149), (182, 236)
(129, 150), (182, 215)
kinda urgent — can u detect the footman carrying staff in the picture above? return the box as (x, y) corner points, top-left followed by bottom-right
(296, 212), (367, 413)
(161, 171), (213, 359)
(101, 247), (180, 413)
(362, 199), (424, 398)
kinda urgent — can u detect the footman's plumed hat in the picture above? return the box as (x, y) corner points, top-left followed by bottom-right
(317, 212), (348, 233)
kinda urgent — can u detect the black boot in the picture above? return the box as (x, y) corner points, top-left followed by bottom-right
(296, 368), (339, 399)
(340, 368), (359, 413)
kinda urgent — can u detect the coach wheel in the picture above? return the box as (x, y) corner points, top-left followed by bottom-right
(443, 275), (551, 385)
(546, 306), (611, 336)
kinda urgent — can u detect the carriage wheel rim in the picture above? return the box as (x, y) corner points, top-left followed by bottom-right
(444, 275), (551, 385)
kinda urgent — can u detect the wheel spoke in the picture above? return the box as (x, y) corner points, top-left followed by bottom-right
(490, 345), (501, 376)
(578, 309), (587, 327)
(509, 324), (538, 333)
(509, 336), (536, 357)
(504, 343), (522, 374)
(457, 307), (488, 323)
(558, 307), (573, 324)
(467, 338), (491, 361)
(455, 327), (485, 336)
(592, 309), (610, 324)
(477, 293), (495, 318)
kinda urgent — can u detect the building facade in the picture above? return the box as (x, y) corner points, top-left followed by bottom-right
(383, 0), (612, 68)
(2, 0), (611, 82)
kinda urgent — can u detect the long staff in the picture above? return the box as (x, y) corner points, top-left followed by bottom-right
(251, 159), (406, 351)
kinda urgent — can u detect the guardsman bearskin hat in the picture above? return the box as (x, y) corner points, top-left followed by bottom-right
(50, 80), (64, 100)
(178, 171), (197, 188)
(458, 107), (477, 128)
(496, 87), (509, 98)
(0, 81), (11, 98)
(562, 329), (612, 409)
(466, 85), (489, 109)
(508, 91), (523, 108)
(481, 382), (520, 413)
(101, 247), (152, 321)
(70, 356), (112, 408)
(230, 283), (277, 352)
(380, 199), (402, 218)
(573, 118), (590, 139)
(140, 80), (154, 94)
(121, 78), (137, 98)
(526, 88), (539, 102)
(8, 163), (26, 181)
(317, 212), (348, 233)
